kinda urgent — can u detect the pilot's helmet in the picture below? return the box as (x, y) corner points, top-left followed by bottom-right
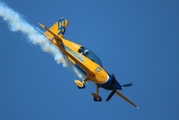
(83, 50), (89, 56)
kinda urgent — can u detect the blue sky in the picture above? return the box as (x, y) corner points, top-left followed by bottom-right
(0, 0), (179, 120)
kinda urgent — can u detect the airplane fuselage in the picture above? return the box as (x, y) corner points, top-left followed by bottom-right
(53, 39), (122, 90)
(53, 38), (109, 84)
(38, 18), (138, 108)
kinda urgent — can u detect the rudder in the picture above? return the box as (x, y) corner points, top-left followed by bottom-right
(44, 17), (68, 39)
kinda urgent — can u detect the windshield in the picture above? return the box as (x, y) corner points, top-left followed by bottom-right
(78, 46), (103, 67)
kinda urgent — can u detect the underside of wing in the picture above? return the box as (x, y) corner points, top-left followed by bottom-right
(115, 90), (139, 108)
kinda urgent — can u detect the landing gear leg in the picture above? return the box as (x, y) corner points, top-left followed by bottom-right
(92, 85), (102, 102)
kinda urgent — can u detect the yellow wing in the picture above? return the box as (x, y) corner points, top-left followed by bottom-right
(115, 91), (139, 108)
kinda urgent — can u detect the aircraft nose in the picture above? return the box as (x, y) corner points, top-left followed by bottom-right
(115, 82), (122, 90)
(110, 74), (122, 90)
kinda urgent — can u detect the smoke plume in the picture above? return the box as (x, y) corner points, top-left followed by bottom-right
(0, 2), (85, 80)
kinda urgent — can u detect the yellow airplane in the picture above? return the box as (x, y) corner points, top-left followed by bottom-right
(38, 17), (139, 108)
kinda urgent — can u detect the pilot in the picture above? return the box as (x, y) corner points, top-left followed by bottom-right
(78, 47), (89, 56)
(78, 47), (84, 54)
(83, 49), (89, 56)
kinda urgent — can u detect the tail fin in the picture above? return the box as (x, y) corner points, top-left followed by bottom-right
(44, 17), (68, 39)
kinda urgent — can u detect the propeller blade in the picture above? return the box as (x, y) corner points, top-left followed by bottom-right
(121, 83), (133, 87)
(115, 90), (139, 108)
(111, 74), (116, 81)
(106, 89), (116, 102)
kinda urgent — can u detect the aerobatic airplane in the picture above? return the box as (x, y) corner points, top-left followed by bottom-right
(38, 17), (139, 108)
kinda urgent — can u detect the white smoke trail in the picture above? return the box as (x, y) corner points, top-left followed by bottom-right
(0, 2), (64, 64)
(0, 2), (85, 80)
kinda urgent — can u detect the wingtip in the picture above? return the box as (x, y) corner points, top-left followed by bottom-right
(136, 106), (139, 109)
(38, 22), (45, 28)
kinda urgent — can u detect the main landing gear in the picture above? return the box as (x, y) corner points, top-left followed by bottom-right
(74, 80), (102, 102)
(91, 93), (102, 102)
(92, 85), (102, 102)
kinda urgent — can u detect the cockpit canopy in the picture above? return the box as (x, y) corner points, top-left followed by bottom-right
(78, 46), (103, 67)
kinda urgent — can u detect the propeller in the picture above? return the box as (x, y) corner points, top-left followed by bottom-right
(106, 89), (116, 102)
(106, 74), (133, 102)
(121, 83), (133, 87)
(111, 74), (117, 82)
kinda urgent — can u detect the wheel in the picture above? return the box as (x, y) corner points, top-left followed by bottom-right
(75, 80), (85, 89)
(77, 84), (85, 89)
(93, 96), (102, 102)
